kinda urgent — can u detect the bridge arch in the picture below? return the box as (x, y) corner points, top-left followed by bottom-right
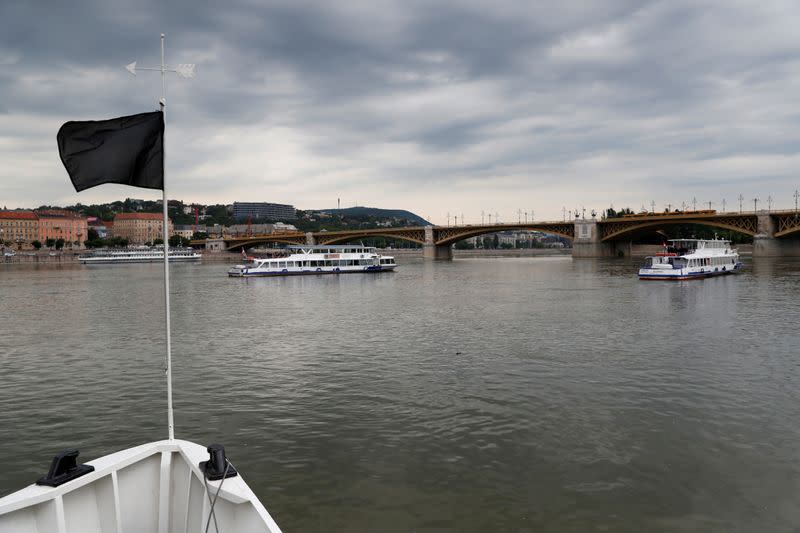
(225, 236), (306, 251)
(600, 218), (757, 242)
(317, 232), (425, 246)
(434, 224), (574, 246)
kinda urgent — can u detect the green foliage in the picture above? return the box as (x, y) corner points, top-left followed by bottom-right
(55, 238), (65, 250)
(169, 235), (190, 247)
(31, 240), (42, 250)
(605, 207), (634, 219)
(153, 238), (164, 246)
(45, 238), (55, 248)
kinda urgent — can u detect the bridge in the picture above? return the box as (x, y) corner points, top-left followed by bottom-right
(192, 210), (800, 259)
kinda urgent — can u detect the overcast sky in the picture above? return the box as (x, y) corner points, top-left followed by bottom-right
(2, 0), (799, 223)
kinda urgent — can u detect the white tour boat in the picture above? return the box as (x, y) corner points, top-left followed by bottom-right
(228, 245), (397, 277)
(638, 238), (742, 280)
(80, 247), (202, 264)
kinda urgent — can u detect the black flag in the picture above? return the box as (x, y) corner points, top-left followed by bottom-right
(57, 111), (164, 192)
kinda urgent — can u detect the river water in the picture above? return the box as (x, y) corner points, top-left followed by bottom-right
(1, 256), (799, 532)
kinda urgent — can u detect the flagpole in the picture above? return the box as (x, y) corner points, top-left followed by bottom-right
(160, 33), (175, 441)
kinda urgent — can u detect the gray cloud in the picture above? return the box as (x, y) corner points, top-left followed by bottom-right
(2, 0), (800, 221)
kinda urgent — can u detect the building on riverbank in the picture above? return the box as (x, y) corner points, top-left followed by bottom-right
(232, 202), (296, 221)
(0, 211), (39, 249)
(36, 210), (88, 248)
(113, 213), (174, 244)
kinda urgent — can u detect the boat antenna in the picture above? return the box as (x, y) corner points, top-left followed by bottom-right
(125, 34), (195, 440)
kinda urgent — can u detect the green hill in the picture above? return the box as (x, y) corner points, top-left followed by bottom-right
(318, 207), (430, 226)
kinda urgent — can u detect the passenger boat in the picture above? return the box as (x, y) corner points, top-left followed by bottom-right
(228, 245), (397, 277)
(638, 238), (742, 280)
(79, 246), (202, 264)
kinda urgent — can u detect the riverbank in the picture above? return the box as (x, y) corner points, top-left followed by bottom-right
(1, 243), (754, 266)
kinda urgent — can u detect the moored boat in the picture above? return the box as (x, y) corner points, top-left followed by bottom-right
(228, 245), (397, 277)
(80, 246), (202, 264)
(638, 238), (742, 280)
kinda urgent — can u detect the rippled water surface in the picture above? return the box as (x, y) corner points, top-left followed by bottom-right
(2, 256), (800, 532)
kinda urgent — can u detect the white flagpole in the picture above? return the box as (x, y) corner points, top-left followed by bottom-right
(160, 33), (175, 441)
(126, 34), (195, 441)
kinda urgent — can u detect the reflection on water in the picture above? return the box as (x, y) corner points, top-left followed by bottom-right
(2, 256), (800, 532)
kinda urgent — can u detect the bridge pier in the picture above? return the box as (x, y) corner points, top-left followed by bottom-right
(423, 225), (453, 260)
(753, 211), (800, 256)
(571, 220), (619, 257)
(423, 243), (454, 260)
(204, 238), (225, 252)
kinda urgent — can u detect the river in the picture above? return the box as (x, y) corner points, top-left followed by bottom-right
(1, 256), (799, 532)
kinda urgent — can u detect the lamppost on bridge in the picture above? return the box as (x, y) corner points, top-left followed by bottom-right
(650, 200), (655, 214)
(530, 209), (534, 222)
(795, 190), (799, 215)
(447, 212), (450, 226)
(562, 206), (566, 222)
(722, 198), (726, 212)
(692, 196), (697, 211)
(753, 197), (759, 212)
(738, 194), (744, 213)
(461, 213), (464, 226)
(518, 209), (521, 224)
(487, 213), (491, 224)
(767, 195), (773, 212)
(524, 211), (528, 224)
(581, 207), (586, 219)
(495, 212), (499, 224)
(681, 201), (687, 212)
(707, 201), (713, 210)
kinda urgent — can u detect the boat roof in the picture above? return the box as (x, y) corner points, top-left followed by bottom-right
(669, 238), (730, 244)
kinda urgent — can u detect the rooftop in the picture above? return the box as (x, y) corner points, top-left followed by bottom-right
(115, 213), (169, 221)
(0, 211), (37, 220)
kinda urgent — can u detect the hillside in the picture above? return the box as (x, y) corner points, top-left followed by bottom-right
(318, 207), (430, 226)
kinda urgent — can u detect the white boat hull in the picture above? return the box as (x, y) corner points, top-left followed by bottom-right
(228, 264), (397, 277)
(0, 439), (281, 533)
(639, 262), (743, 280)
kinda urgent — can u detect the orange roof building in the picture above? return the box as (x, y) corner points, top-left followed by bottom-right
(0, 211), (39, 247)
(113, 213), (173, 244)
(36, 210), (89, 248)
